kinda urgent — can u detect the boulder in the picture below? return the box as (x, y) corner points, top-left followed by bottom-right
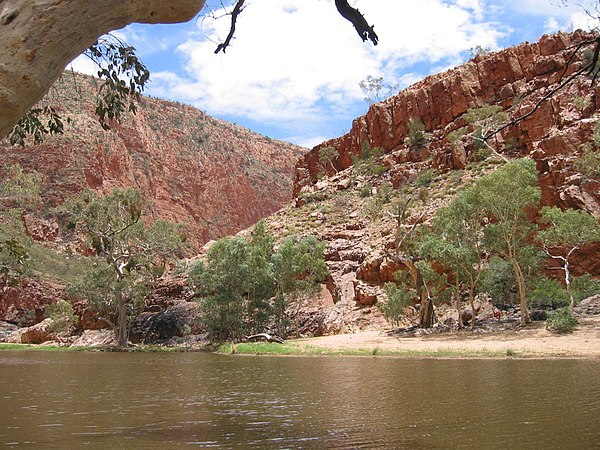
(129, 301), (201, 343)
(19, 318), (55, 344)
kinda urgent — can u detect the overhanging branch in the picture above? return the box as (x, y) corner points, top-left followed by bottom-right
(214, 0), (379, 54)
(335, 0), (378, 46)
(214, 0), (246, 54)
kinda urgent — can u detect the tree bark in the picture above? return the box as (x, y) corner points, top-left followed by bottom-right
(511, 258), (531, 325)
(0, 0), (206, 138)
(115, 287), (128, 347)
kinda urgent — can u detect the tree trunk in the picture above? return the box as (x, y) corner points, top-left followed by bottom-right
(0, 0), (206, 137)
(468, 288), (476, 330)
(115, 288), (128, 347)
(419, 295), (435, 328)
(564, 260), (575, 314)
(455, 290), (462, 329)
(511, 258), (531, 325)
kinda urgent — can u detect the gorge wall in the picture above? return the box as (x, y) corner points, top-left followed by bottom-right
(1, 73), (305, 250)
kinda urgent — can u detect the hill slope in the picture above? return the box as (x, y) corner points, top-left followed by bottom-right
(264, 30), (600, 335)
(0, 73), (306, 249)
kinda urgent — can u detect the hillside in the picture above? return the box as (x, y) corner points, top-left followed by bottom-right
(263, 30), (600, 335)
(1, 31), (599, 342)
(0, 73), (306, 249)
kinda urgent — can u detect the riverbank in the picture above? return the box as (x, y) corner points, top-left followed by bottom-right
(2, 316), (599, 359)
(285, 316), (600, 359)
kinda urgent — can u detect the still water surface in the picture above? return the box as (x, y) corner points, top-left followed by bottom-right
(0, 352), (599, 449)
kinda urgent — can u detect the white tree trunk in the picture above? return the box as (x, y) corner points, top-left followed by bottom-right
(0, 0), (206, 137)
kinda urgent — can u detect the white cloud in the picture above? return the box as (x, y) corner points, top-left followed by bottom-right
(145, 0), (505, 142)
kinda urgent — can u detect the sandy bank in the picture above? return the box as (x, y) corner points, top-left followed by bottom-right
(290, 316), (600, 358)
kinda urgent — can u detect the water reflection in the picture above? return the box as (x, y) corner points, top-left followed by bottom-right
(0, 352), (599, 448)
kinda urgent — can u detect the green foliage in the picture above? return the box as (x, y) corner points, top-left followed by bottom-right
(190, 223), (327, 342)
(0, 164), (42, 211)
(381, 282), (414, 326)
(573, 146), (600, 179)
(479, 257), (515, 305)
(405, 117), (428, 149)
(539, 206), (600, 249)
(573, 96), (591, 110)
(527, 276), (569, 309)
(546, 308), (578, 334)
(354, 144), (387, 177)
(8, 106), (70, 146)
(359, 183), (373, 198)
(476, 158), (541, 320)
(8, 34), (149, 144)
(415, 168), (438, 187)
(318, 146), (339, 173)
(44, 300), (78, 333)
(468, 45), (491, 58)
(572, 274), (600, 303)
(86, 36), (150, 130)
(463, 104), (508, 149)
(191, 237), (251, 342)
(67, 188), (184, 345)
(359, 75), (399, 104)
(0, 238), (30, 287)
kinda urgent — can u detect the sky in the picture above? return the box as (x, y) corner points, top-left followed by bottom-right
(71, 0), (598, 148)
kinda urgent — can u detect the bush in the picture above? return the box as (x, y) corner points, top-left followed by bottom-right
(479, 257), (516, 306)
(546, 308), (578, 334)
(527, 276), (569, 309)
(44, 300), (77, 333)
(572, 274), (600, 303)
(406, 117), (428, 149)
(574, 146), (600, 179)
(380, 283), (414, 326)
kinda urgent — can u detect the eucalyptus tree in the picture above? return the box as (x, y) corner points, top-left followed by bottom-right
(419, 186), (487, 328)
(68, 188), (184, 346)
(538, 206), (600, 313)
(475, 158), (542, 325)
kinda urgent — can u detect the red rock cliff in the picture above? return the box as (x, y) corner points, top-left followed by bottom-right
(1, 74), (306, 250)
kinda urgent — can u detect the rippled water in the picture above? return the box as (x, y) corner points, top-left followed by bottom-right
(0, 352), (599, 448)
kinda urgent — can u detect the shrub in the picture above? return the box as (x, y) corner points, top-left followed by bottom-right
(572, 274), (600, 303)
(546, 308), (578, 334)
(415, 169), (438, 187)
(527, 276), (569, 309)
(406, 117), (428, 149)
(44, 300), (77, 333)
(574, 146), (600, 179)
(380, 283), (414, 326)
(359, 183), (373, 198)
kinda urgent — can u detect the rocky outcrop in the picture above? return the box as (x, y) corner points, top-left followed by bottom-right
(0, 279), (67, 326)
(271, 31), (600, 335)
(294, 31), (600, 223)
(129, 301), (201, 343)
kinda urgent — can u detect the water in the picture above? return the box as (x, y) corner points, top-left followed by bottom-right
(0, 352), (599, 449)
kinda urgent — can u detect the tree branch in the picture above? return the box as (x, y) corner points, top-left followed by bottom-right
(335, 0), (378, 46)
(214, 0), (379, 54)
(214, 0), (246, 54)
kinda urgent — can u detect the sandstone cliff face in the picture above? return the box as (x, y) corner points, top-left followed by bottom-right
(294, 31), (599, 220)
(279, 31), (600, 334)
(1, 74), (305, 249)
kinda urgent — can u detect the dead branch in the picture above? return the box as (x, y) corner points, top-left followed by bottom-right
(214, 0), (379, 53)
(214, 0), (246, 54)
(486, 36), (600, 142)
(335, 0), (379, 46)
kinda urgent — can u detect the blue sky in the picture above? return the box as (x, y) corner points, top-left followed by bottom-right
(71, 0), (597, 148)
